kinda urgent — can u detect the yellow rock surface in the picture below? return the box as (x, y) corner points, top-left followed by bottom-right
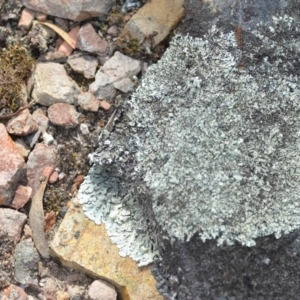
(50, 202), (164, 300)
(125, 0), (185, 46)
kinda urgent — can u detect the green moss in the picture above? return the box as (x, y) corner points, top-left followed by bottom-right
(0, 44), (34, 112)
(117, 29), (140, 54)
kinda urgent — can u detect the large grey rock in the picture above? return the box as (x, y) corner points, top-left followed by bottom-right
(79, 0), (300, 298)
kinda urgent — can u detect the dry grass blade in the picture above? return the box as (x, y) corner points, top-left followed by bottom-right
(39, 21), (77, 49)
(28, 167), (55, 259)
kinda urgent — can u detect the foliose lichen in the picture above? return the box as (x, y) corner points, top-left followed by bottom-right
(79, 14), (300, 266)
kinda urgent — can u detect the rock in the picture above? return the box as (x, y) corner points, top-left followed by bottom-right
(54, 17), (68, 32)
(10, 185), (32, 210)
(77, 23), (108, 55)
(0, 209), (27, 242)
(14, 239), (39, 286)
(56, 290), (70, 300)
(99, 100), (111, 110)
(45, 211), (56, 232)
(80, 123), (90, 135)
(50, 202), (163, 300)
(79, 2), (300, 298)
(0, 232), (16, 289)
(67, 53), (98, 79)
(102, 51), (141, 79)
(107, 25), (118, 37)
(89, 51), (141, 99)
(15, 138), (31, 158)
(48, 171), (59, 184)
(0, 124), (26, 206)
(22, 0), (116, 21)
(32, 62), (80, 106)
(6, 109), (39, 136)
(77, 92), (99, 112)
(48, 103), (79, 128)
(42, 131), (54, 145)
(113, 78), (134, 93)
(88, 279), (117, 300)
(18, 7), (35, 30)
(27, 143), (58, 195)
(35, 11), (47, 21)
(32, 108), (49, 132)
(57, 26), (80, 57)
(0, 284), (28, 300)
(27, 108), (50, 147)
(125, 0), (184, 46)
(89, 73), (117, 99)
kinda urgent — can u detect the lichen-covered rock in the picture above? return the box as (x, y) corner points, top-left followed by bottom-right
(79, 8), (300, 274)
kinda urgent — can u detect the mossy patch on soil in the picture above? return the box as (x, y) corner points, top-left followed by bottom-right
(0, 44), (34, 112)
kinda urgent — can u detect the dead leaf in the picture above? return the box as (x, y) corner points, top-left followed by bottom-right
(29, 166), (55, 259)
(44, 211), (56, 232)
(39, 21), (77, 49)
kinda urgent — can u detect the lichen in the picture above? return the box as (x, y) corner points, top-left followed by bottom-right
(79, 14), (300, 265)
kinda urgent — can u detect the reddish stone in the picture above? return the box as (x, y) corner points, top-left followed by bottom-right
(10, 185), (32, 210)
(45, 211), (56, 232)
(27, 143), (58, 196)
(18, 8), (35, 30)
(107, 25), (118, 37)
(0, 124), (26, 206)
(0, 209), (27, 242)
(57, 25), (80, 56)
(6, 109), (39, 136)
(88, 279), (117, 300)
(48, 103), (79, 128)
(77, 92), (99, 112)
(77, 23), (108, 55)
(1, 284), (28, 300)
(99, 100), (111, 110)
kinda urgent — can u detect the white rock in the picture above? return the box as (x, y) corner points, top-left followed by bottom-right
(32, 62), (80, 106)
(67, 53), (98, 79)
(113, 78), (134, 93)
(89, 51), (141, 99)
(42, 131), (54, 145)
(80, 123), (90, 135)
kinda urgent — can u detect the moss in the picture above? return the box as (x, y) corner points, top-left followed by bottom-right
(116, 28), (140, 54)
(0, 45), (34, 111)
(0, 44), (34, 112)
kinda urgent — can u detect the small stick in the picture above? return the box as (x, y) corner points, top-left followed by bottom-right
(0, 98), (36, 120)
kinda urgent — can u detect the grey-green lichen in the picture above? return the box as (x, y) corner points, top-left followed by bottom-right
(78, 14), (300, 265)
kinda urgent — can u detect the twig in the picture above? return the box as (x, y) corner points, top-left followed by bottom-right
(0, 98), (36, 120)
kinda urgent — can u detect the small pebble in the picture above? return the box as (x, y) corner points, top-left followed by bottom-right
(80, 123), (90, 135)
